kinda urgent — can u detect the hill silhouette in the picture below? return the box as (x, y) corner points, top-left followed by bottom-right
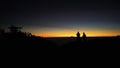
(0, 25), (57, 49)
(0, 25), (120, 50)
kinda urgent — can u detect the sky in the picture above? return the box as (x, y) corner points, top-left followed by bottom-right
(1, 0), (120, 37)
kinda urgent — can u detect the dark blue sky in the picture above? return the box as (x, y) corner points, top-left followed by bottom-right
(1, 0), (120, 37)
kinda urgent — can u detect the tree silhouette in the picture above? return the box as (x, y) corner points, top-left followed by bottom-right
(8, 25), (22, 33)
(0, 25), (57, 48)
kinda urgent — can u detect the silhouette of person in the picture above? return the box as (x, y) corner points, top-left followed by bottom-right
(82, 32), (86, 42)
(76, 32), (81, 41)
(76, 32), (80, 38)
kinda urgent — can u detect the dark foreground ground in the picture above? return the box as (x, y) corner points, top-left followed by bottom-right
(47, 37), (120, 50)
(1, 36), (120, 61)
(1, 36), (120, 50)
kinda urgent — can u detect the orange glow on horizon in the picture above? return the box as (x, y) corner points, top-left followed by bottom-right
(32, 30), (120, 37)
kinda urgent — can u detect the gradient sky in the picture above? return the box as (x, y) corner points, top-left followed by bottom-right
(1, 0), (120, 37)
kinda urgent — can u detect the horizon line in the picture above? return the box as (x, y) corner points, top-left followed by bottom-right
(40, 36), (118, 38)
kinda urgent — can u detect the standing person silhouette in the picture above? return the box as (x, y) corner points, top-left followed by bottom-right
(82, 32), (86, 42)
(76, 32), (81, 41)
(76, 32), (80, 38)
